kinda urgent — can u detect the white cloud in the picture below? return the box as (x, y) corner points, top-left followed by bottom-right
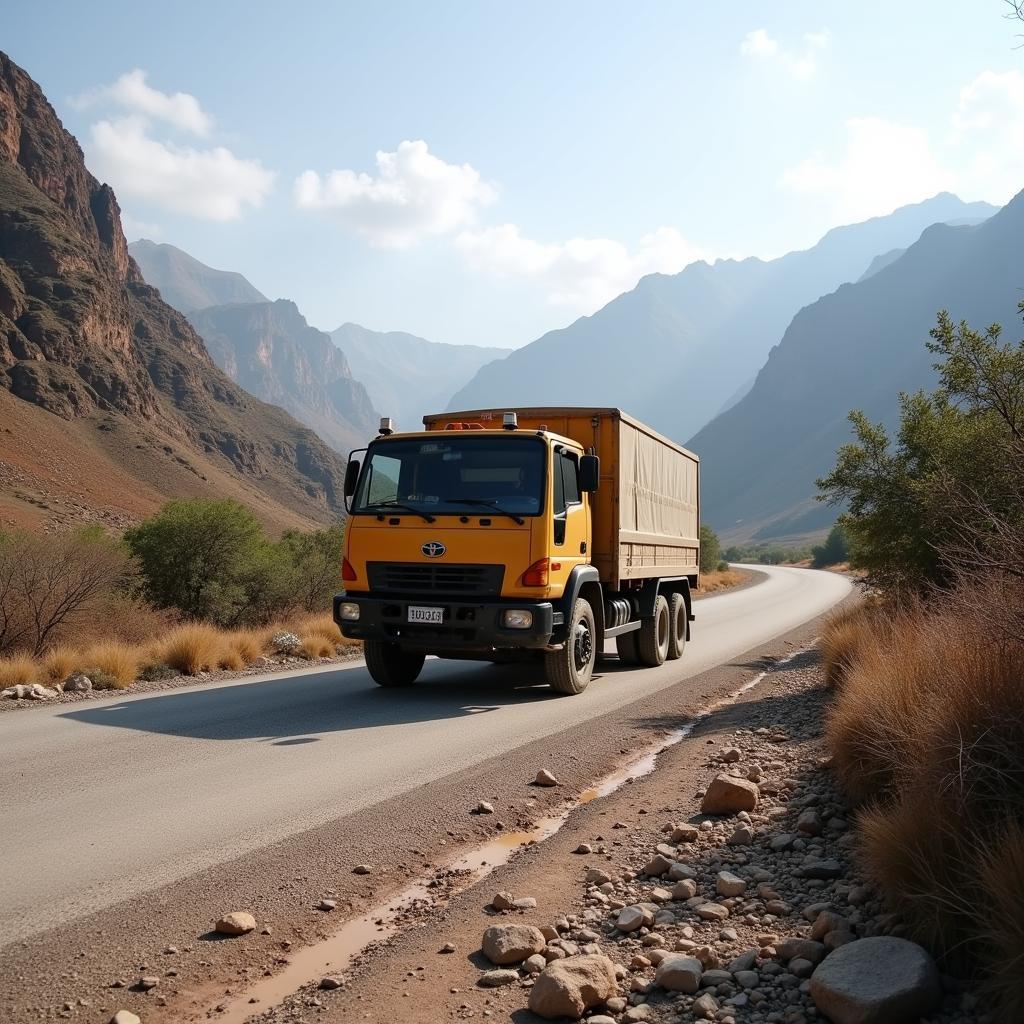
(73, 69), (212, 136)
(951, 69), (1024, 204)
(88, 116), (274, 221)
(780, 117), (956, 222)
(294, 140), (496, 248)
(455, 224), (706, 314)
(740, 28), (829, 80)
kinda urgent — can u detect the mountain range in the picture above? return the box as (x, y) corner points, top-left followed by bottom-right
(688, 188), (1024, 541)
(449, 194), (996, 443)
(0, 51), (349, 532)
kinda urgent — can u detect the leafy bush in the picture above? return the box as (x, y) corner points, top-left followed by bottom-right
(138, 662), (177, 682)
(278, 524), (345, 612)
(0, 526), (135, 655)
(818, 306), (1024, 592)
(271, 631), (301, 655)
(699, 524), (722, 574)
(811, 524), (849, 568)
(722, 542), (812, 565)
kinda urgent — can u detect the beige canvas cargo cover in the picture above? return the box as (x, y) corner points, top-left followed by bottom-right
(425, 407), (700, 589)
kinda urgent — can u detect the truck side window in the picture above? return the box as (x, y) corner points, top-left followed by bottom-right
(553, 449), (579, 545)
(561, 451), (581, 506)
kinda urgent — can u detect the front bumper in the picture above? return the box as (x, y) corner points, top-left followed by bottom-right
(334, 593), (558, 651)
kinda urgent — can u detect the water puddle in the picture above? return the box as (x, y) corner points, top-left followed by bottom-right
(209, 644), (808, 1023)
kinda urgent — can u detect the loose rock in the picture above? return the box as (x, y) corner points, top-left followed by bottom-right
(214, 912), (256, 935)
(528, 954), (619, 1019)
(654, 954), (702, 993)
(700, 774), (759, 814)
(534, 768), (559, 786)
(481, 924), (546, 965)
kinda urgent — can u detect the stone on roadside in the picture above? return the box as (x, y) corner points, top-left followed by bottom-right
(215, 912), (256, 935)
(654, 954), (702, 993)
(700, 774), (759, 815)
(716, 871), (747, 898)
(63, 672), (92, 692)
(439, 942), (456, 953)
(138, 976), (159, 990)
(528, 954), (618, 1019)
(777, 938), (827, 964)
(481, 924), (546, 965)
(478, 968), (518, 987)
(492, 891), (515, 911)
(109, 1013), (140, 1024)
(671, 823), (699, 843)
(693, 992), (720, 1018)
(616, 906), (647, 932)
(720, 747), (741, 763)
(809, 936), (941, 1024)
(319, 976), (343, 990)
(534, 768), (559, 786)
(524, 953), (547, 974)
(728, 824), (755, 845)
(696, 902), (729, 921)
(352, 864), (372, 874)
(474, 800), (495, 814)
(671, 878), (697, 900)
(317, 899), (337, 912)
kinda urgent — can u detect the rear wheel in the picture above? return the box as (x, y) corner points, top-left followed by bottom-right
(365, 640), (425, 687)
(615, 630), (640, 664)
(638, 594), (670, 667)
(667, 591), (687, 661)
(545, 598), (596, 695)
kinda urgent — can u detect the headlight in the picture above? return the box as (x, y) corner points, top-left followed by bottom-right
(338, 601), (361, 621)
(502, 609), (534, 629)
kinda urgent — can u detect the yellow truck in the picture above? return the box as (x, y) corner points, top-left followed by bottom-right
(334, 407), (700, 695)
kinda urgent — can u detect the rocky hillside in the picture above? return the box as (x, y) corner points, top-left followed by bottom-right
(0, 51), (349, 532)
(190, 300), (378, 453)
(449, 194), (996, 442)
(331, 322), (509, 431)
(128, 239), (268, 312)
(689, 188), (1024, 541)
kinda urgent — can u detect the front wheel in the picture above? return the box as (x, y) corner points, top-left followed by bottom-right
(365, 640), (425, 687)
(544, 598), (596, 695)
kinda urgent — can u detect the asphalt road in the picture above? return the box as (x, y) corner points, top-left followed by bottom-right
(0, 565), (850, 943)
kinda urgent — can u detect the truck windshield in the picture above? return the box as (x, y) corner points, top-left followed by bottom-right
(353, 436), (546, 517)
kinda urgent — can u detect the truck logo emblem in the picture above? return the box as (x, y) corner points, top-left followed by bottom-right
(422, 541), (446, 558)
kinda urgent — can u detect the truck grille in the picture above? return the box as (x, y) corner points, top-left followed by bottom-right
(367, 562), (504, 598)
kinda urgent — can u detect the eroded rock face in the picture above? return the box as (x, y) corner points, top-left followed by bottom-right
(809, 936), (941, 1024)
(528, 954), (618, 1019)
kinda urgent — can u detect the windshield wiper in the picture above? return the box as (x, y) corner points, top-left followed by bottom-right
(362, 501), (436, 523)
(444, 498), (525, 525)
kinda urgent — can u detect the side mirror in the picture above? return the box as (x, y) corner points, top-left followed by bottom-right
(344, 459), (361, 498)
(579, 454), (600, 492)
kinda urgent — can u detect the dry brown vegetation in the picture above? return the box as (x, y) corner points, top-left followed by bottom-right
(822, 579), (1024, 1014)
(696, 567), (747, 595)
(0, 653), (37, 686)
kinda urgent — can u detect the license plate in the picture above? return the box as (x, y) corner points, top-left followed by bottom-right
(408, 605), (444, 624)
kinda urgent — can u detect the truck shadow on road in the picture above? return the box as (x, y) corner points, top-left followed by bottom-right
(57, 659), (585, 742)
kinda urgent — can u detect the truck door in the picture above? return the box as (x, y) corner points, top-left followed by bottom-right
(551, 446), (590, 588)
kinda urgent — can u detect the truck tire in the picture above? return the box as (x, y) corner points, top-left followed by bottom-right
(364, 640), (425, 687)
(544, 598), (596, 695)
(638, 594), (670, 667)
(667, 591), (687, 661)
(615, 630), (639, 664)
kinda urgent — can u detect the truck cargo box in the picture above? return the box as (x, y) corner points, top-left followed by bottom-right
(424, 407), (700, 589)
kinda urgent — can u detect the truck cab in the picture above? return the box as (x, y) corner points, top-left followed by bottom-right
(335, 408), (699, 695)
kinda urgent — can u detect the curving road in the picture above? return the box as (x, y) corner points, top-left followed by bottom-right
(0, 565), (850, 942)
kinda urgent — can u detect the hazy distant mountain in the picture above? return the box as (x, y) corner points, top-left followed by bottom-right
(688, 189), (1024, 542)
(332, 323), (510, 432)
(128, 240), (268, 312)
(857, 247), (905, 282)
(450, 194), (997, 441)
(190, 301), (378, 453)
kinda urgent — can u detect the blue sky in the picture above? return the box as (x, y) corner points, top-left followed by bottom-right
(5, 1), (1023, 347)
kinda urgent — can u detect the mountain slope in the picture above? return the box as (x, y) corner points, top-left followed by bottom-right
(450, 195), (996, 441)
(189, 301), (378, 453)
(0, 51), (349, 532)
(128, 239), (268, 312)
(331, 322), (509, 431)
(688, 189), (1024, 542)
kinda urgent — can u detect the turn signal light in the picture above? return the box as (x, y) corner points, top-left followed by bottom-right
(342, 557), (358, 582)
(521, 558), (550, 587)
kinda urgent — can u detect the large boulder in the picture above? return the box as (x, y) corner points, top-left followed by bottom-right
(528, 954), (618, 1019)
(809, 936), (941, 1024)
(654, 954), (703, 993)
(481, 923), (546, 965)
(700, 774), (759, 814)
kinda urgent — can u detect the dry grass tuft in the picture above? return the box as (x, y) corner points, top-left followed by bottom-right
(42, 645), (78, 684)
(978, 826), (1024, 1020)
(159, 623), (225, 676)
(696, 568), (747, 596)
(226, 629), (267, 665)
(820, 599), (883, 686)
(289, 612), (351, 645)
(301, 635), (336, 660)
(0, 654), (40, 686)
(81, 641), (140, 689)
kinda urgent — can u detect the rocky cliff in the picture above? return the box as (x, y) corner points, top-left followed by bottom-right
(0, 51), (349, 530)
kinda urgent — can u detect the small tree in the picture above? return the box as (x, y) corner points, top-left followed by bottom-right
(125, 499), (282, 626)
(0, 527), (135, 655)
(277, 523), (345, 611)
(811, 525), (849, 568)
(699, 524), (723, 574)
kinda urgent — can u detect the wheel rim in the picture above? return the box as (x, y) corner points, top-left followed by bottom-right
(573, 620), (594, 672)
(658, 607), (669, 650)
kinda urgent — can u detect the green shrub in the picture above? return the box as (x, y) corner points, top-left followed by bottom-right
(811, 524), (849, 568)
(699, 524), (722, 574)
